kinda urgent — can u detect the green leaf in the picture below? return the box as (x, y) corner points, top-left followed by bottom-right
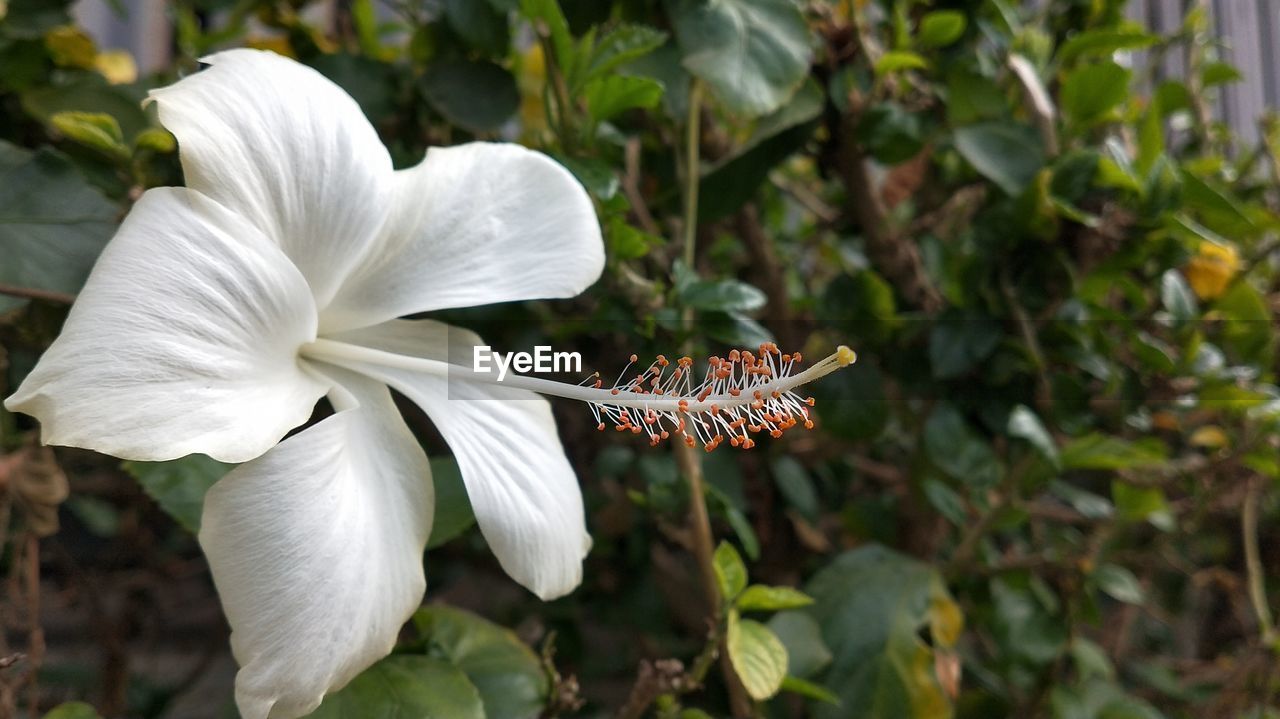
(1060, 434), (1167, 470)
(856, 102), (922, 165)
(698, 79), (822, 220)
(133, 127), (176, 153)
(1216, 282), (1275, 365)
(306, 655), (485, 719)
(780, 676), (841, 704)
(767, 611), (832, 678)
(427, 457), (476, 549)
(584, 74), (664, 121)
(1007, 405), (1060, 469)
(1093, 564), (1145, 605)
(1111, 481), (1174, 530)
(918, 11), (966, 48)
(1159, 269), (1197, 321)
(445, 0), (510, 56)
(41, 702), (102, 719)
(607, 217), (662, 259)
(122, 455), (232, 533)
(874, 50), (928, 74)
(929, 311), (1001, 379)
(713, 540), (748, 600)
(520, 0), (574, 80)
(413, 605), (548, 719)
(585, 24), (667, 81)
(670, 0), (812, 117)
(49, 111), (128, 160)
(815, 362), (888, 441)
(22, 76), (150, 141)
(555, 154), (619, 199)
(1201, 61), (1242, 87)
(726, 610), (789, 700)
(309, 53), (397, 123)
(0, 141), (116, 304)
(953, 122), (1045, 195)
(737, 584), (814, 612)
(922, 478), (967, 526)
(771, 456), (819, 521)
(1057, 27), (1157, 64)
(1061, 61), (1131, 125)
(421, 60), (519, 132)
(679, 278), (766, 312)
(924, 403), (1002, 490)
(805, 546), (962, 719)
(2, 0), (72, 39)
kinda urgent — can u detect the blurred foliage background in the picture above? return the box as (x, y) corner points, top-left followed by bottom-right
(1, 0), (1279, 718)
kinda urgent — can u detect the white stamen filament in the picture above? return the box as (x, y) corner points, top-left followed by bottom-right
(304, 339), (855, 449)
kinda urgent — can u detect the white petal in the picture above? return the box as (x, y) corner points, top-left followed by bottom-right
(4, 188), (326, 463)
(327, 320), (592, 598)
(200, 367), (433, 719)
(148, 49), (392, 306)
(320, 143), (605, 333)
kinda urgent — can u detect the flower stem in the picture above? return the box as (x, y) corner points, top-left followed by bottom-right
(673, 78), (753, 718)
(1244, 477), (1276, 647)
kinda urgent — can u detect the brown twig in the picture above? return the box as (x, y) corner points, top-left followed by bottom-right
(0, 284), (76, 305)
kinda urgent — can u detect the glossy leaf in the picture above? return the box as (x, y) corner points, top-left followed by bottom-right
(670, 0), (812, 117)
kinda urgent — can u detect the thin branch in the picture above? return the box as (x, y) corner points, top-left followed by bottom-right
(0, 284), (75, 305)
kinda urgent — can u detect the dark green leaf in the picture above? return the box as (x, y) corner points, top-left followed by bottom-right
(306, 655), (485, 719)
(815, 362), (888, 441)
(427, 457), (476, 549)
(805, 546), (962, 719)
(767, 611), (832, 678)
(699, 79), (822, 220)
(586, 24), (667, 81)
(953, 122), (1045, 195)
(413, 605), (548, 719)
(771, 456), (819, 521)
(670, 0), (812, 117)
(309, 54), (397, 123)
(1060, 434), (1167, 470)
(0, 142), (115, 304)
(924, 403), (1002, 490)
(22, 76), (150, 140)
(679, 278), (766, 312)
(928, 312), (1002, 379)
(445, 0), (510, 56)
(856, 102), (922, 165)
(421, 60), (519, 132)
(122, 455), (231, 533)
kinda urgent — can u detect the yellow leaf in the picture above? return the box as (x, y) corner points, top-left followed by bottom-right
(244, 36), (296, 58)
(95, 50), (137, 85)
(45, 26), (97, 70)
(518, 43), (548, 136)
(1189, 425), (1229, 449)
(1183, 241), (1239, 300)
